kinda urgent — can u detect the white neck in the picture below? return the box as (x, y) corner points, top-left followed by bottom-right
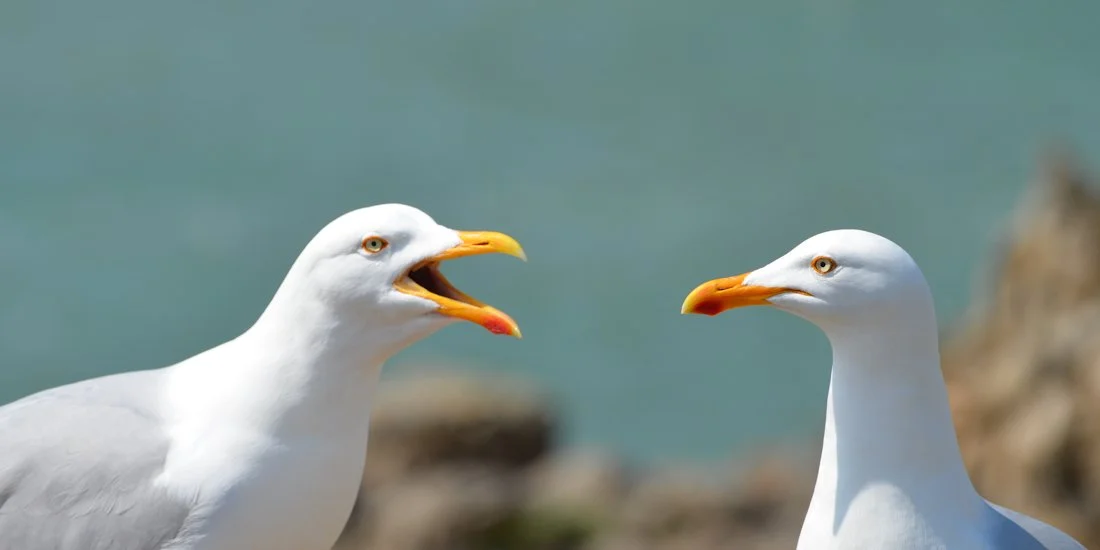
(159, 261), (434, 485)
(154, 263), (443, 549)
(228, 294), (384, 440)
(799, 306), (986, 545)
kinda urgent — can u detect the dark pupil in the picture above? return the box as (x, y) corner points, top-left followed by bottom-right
(370, 240), (380, 248)
(819, 261), (827, 269)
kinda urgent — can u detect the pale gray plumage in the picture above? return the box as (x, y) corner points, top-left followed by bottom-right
(988, 505), (1081, 549)
(0, 371), (190, 550)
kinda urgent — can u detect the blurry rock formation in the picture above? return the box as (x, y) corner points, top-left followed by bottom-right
(944, 151), (1100, 547)
(356, 369), (810, 550)
(353, 151), (1100, 549)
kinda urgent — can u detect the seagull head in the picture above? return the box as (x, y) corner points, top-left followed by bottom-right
(681, 229), (932, 329)
(279, 203), (526, 340)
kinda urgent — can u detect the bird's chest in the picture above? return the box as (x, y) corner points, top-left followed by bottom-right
(176, 435), (368, 550)
(798, 484), (990, 550)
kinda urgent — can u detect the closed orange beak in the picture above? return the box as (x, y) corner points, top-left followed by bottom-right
(681, 272), (808, 316)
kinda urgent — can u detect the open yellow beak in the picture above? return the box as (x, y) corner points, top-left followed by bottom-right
(395, 231), (526, 337)
(681, 272), (808, 316)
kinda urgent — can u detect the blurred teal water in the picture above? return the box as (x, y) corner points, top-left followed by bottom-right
(2, 1), (1100, 464)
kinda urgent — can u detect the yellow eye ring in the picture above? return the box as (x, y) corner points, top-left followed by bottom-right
(361, 236), (389, 254)
(811, 256), (836, 274)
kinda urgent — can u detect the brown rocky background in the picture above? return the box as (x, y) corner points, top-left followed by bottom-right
(351, 153), (1100, 549)
(944, 152), (1100, 547)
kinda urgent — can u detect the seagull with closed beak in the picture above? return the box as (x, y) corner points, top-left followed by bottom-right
(0, 204), (525, 550)
(681, 229), (1084, 549)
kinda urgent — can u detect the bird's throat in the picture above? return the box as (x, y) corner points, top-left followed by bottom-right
(802, 326), (984, 543)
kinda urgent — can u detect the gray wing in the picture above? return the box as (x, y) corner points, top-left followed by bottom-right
(0, 370), (192, 550)
(986, 501), (1086, 550)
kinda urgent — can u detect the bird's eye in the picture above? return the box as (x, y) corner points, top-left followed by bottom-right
(811, 256), (836, 274)
(361, 236), (389, 254)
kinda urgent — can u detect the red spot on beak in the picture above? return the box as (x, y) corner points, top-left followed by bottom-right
(483, 317), (511, 335)
(692, 301), (724, 316)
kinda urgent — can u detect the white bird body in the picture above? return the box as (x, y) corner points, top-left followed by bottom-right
(153, 336), (379, 550)
(0, 204), (525, 550)
(683, 229), (1084, 550)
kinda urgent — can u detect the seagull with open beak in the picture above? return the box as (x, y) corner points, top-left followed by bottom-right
(0, 203), (526, 550)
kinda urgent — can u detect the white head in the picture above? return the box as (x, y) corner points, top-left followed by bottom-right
(681, 230), (935, 333)
(259, 203), (526, 347)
